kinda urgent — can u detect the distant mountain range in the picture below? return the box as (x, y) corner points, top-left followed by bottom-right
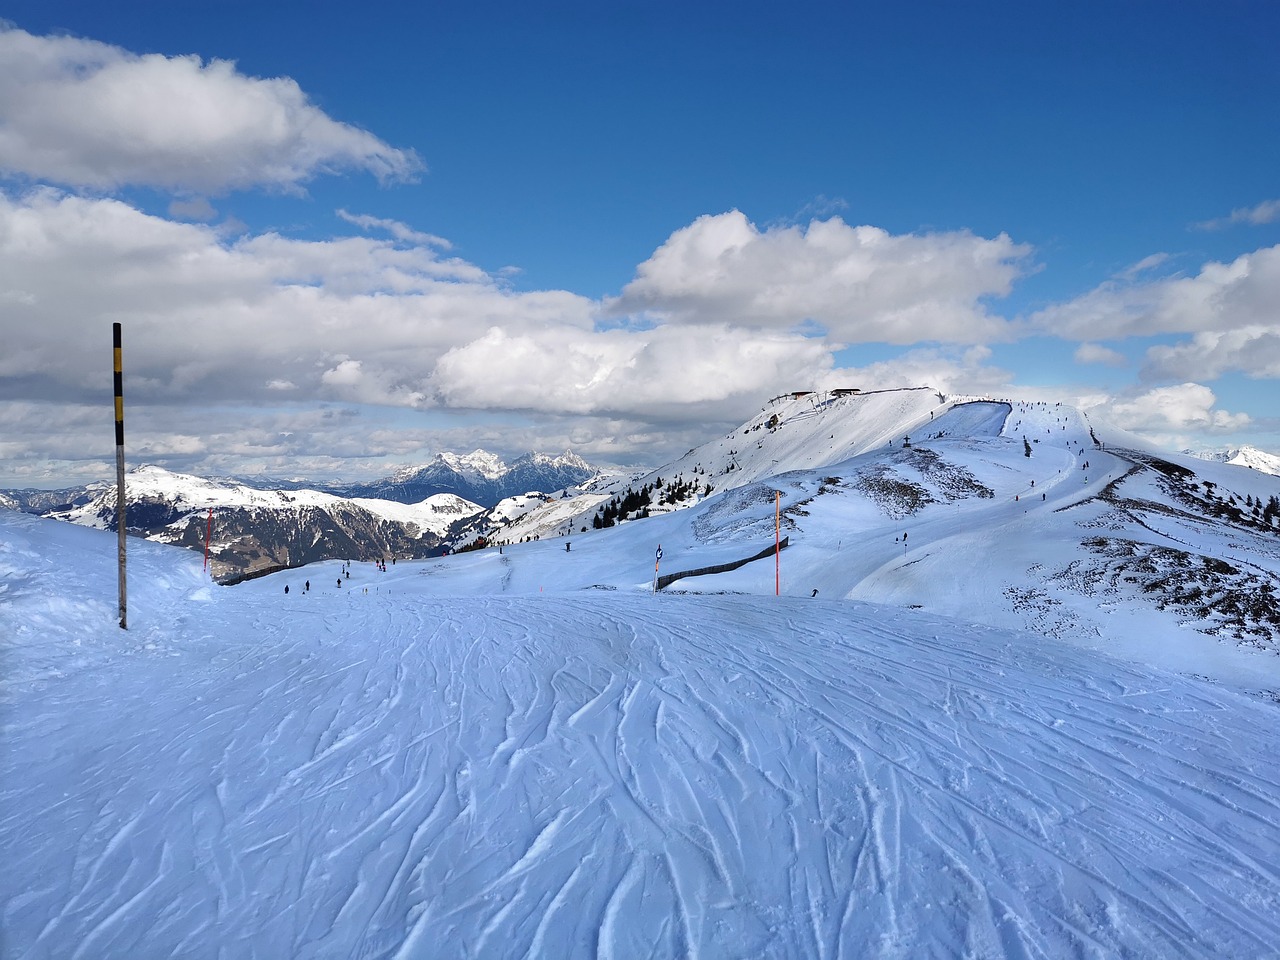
(329, 450), (596, 507)
(1185, 444), (1280, 477)
(0, 451), (601, 581)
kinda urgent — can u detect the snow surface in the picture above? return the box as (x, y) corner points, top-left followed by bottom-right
(4, 499), (1280, 958)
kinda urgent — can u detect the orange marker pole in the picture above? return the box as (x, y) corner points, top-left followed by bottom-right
(204, 507), (213, 572)
(775, 491), (781, 596)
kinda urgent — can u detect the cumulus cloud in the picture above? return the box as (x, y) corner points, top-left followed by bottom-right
(1100, 383), (1250, 437)
(0, 191), (853, 441)
(4, 176), (1269, 479)
(429, 324), (832, 419)
(1074, 343), (1128, 367)
(0, 25), (422, 193)
(1142, 327), (1280, 381)
(3, 193), (1048, 434)
(168, 196), (218, 221)
(1195, 199), (1280, 231)
(0, 188), (589, 407)
(1031, 244), (1280, 345)
(609, 211), (1032, 344)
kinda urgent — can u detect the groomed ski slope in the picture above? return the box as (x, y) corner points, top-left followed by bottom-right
(3, 512), (1280, 958)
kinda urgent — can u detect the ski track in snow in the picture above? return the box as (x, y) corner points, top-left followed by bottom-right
(5, 560), (1280, 960)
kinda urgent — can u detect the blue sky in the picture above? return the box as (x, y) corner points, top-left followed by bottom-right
(1, 1), (1278, 485)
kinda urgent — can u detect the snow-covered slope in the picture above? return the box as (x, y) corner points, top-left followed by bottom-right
(456, 388), (951, 547)
(450, 391), (1280, 681)
(3, 509), (1280, 957)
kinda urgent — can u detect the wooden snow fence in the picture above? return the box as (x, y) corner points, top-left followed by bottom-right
(655, 537), (789, 591)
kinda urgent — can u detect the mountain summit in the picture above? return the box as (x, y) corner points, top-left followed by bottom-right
(335, 450), (596, 507)
(446, 387), (1280, 667)
(1187, 444), (1280, 477)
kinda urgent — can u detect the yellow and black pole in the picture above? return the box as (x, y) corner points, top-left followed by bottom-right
(113, 323), (127, 629)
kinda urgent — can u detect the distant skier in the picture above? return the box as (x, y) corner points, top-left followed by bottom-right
(337, 578), (342, 588)
(811, 589), (819, 598)
(284, 584), (289, 595)
(305, 580), (310, 592)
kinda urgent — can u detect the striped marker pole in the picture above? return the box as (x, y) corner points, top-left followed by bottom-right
(113, 323), (127, 629)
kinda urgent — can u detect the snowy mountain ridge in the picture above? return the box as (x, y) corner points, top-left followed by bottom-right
(333, 448), (599, 507)
(0, 449), (605, 578)
(24, 464), (483, 580)
(450, 387), (1280, 673)
(395, 449), (507, 483)
(1186, 443), (1280, 477)
(43, 463), (480, 533)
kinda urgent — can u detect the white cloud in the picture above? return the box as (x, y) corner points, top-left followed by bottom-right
(4, 181), (1270, 478)
(609, 211), (1032, 345)
(168, 197), (218, 221)
(814, 345), (1016, 401)
(1099, 383), (1250, 437)
(429, 324), (832, 418)
(3, 193), (1047, 439)
(321, 358), (364, 387)
(0, 26), (422, 193)
(1142, 327), (1280, 381)
(1115, 253), (1171, 281)
(0, 190), (849, 438)
(1074, 343), (1128, 367)
(1195, 199), (1280, 231)
(336, 209), (451, 248)
(1032, 244), (1280, 344)
(0, 188), (590, 407)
